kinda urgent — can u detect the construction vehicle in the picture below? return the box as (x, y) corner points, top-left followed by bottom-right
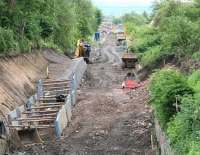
(122, 50), (138, 68)
(83, 43), (91, 64)
(116, 31), (126, 46)
(75, 39), (91, 64)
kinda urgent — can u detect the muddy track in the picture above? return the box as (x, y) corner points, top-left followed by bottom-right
(22, 35), (153, 155)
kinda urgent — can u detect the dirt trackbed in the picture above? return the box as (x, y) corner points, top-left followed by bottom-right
(22, 35), (154, 155)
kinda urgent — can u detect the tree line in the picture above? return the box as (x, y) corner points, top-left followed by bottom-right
(0, 0), (102, 54)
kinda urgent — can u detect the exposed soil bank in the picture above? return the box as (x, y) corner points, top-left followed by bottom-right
(0, 49), (71, 118)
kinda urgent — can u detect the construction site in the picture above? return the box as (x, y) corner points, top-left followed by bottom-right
(0, 20), (157, 154)
(1, 0), (199, 154)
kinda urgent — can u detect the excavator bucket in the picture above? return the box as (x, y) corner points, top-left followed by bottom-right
(17, 129), (43, 145)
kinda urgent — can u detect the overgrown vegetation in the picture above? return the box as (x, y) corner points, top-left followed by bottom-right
(149, 69), (193, 128)
(0, 0), (102, 54)
(149, 69), (200, 154)
(118, 0), (200, 154)
(120, 0), (200, 68)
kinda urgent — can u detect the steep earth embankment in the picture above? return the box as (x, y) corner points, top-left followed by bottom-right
(0, 49), (72, 118)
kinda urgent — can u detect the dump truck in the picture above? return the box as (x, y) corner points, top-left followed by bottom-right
(121, 50), (138, 68)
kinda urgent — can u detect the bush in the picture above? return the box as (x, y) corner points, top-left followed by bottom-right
(140, 46), (162, 66)
(188, 70), (200, 92)
(167, 94), (200, 154)
(149, 69), (193, 128)
(192, 52), (200, 61)
(0, 28), (17, 53)
(187, 141), (200, 155)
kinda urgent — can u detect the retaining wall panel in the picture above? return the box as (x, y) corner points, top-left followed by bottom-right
(65, 95), (72, 122)
(55, 105), (68, 138)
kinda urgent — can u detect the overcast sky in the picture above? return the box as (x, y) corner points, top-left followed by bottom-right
(91, 0), (154, 16)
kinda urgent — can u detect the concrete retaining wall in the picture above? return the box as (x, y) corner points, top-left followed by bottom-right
(55, 105), (68, 138)
(154, 119), (175, 155)
(65, 94), (72, 122)
(54, 57), (87, 137)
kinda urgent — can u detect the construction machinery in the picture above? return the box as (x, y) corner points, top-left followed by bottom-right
(116, 31), (126, 46)
(83, 43), (91, 64)
(122, 50), (138, 68)
(75, 39), (91, 64)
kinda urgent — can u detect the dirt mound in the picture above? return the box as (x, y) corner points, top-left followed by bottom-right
(0, 49), (72, 118)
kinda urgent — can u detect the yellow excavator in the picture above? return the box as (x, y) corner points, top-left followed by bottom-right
(75, 39), (91, 64)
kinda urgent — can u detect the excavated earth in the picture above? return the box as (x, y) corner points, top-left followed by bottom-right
(0, 50), (72, 119)
(0, 49), (72, 154)
(15, 35), (154, 155)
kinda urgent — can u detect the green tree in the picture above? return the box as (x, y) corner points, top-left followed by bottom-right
(0, 0), (102, 54)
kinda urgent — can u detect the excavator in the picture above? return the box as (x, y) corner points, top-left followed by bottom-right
(74, 39), (91, 64)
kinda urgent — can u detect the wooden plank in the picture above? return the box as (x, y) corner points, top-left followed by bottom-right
(8, 125), (55, 128)
(43, 82), (70, 86)
(43, 88), (70, 93)
(22, 110), (58, 114)
(36, 103), (64, 106)
(24, 113), (57, 117)
(43, 86), (70, 90)
(43, 79), (71, 83)
(31, 105), (61, 109)
(17, 117), (55, 121)
(17, 118), (55, 122)
(38, 98), (57, 102)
